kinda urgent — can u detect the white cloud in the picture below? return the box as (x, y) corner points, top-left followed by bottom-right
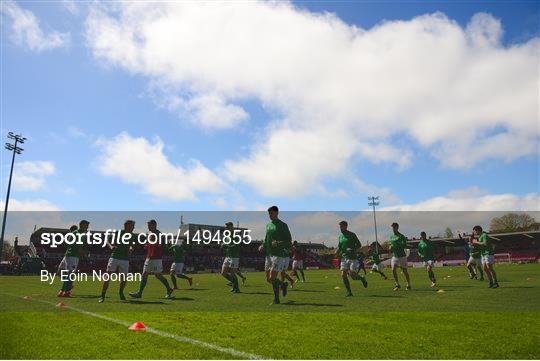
(350, 177), (401, 206)
(95, 132), (224, 201)
(67, 126), (86, 138)
(0, 198), (60, 211)
(1, 0), (70, 52)
(85, 3), (539, 196)
(61, 0), (79, 16)
(382, 188), (540, 211)
(162, 93), (249, 129)
(12, 161), (55, 191)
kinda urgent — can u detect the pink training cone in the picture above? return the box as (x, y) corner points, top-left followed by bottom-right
(56, 302), (66, 308)
(23, 295), (32, 300)
(128, 321), (146, 330)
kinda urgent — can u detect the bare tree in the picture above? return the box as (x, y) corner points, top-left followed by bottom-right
(489, 213), (537, 233)
(2, 240), (14, 260)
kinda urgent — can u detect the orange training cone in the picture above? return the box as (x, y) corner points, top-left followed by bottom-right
(128, 321), (146, 330)
(56, 302), (66, 308)
(23, 295), (32, 300)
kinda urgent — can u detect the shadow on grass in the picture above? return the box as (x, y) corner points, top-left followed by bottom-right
(184, 288), (209, 291)
(128, 300), (167, 305)
(242, 291), (272, 295)
(290, 289), (324, 293)
(73, 294), (101, 299)
(168, 297), (194, 301)
(412, 289), (456, 292)
(282, 300), (343, 307)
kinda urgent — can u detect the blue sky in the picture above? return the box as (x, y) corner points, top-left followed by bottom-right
(1, 0), (539, 213)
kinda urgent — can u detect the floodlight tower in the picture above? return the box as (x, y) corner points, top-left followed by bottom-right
(368, 196), (379, 253)
(1, 132), (26, 261)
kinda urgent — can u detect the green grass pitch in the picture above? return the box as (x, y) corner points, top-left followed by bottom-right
(1, 264), (539, 359)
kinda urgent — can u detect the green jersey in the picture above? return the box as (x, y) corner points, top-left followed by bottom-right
(170, 243), (187, 263)
(417, 239), (436, 261)
(370, 252), (381, 264)
(338, 231), (361, 260)
(389, 233), (408, 258)
(223, 241), (240, 258)
(469, 241), (482, 258)
(64, 230), (87, 258)
(478, 232), (495, 256)
(110, 230), (135, 260)
(264, 219), (292, 257)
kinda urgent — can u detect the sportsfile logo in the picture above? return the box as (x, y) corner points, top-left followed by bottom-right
(40, 228), (253, 248)
(40, 229), (173, 248)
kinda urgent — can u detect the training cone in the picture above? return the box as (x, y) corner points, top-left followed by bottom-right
(437, 289), (445, 293)
(128, 321), (146, 330)
(56, 302), (66, 308)
(23, 295), (32, 300)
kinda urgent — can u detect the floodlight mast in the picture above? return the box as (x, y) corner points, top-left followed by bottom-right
(368, 196), (380, 253)
(1, 132), (25, 261)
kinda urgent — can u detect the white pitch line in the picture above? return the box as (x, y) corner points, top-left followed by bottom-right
(7, 294), (268, 360)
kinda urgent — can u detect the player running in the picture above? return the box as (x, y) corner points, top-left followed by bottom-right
(130, 220), (174, 300)
(461, 233), (484, 280)
(471, 225), (499, 288)
(169, 237), (193, 290)
(357, 251), (367, 276)
(221, 222), (241, 294)
(368, 243), (388, 280)
(98, 220), (136, 303)
(335, 221), (368, 297)
(291, 241), (306, 283)
(389, 222), (412, 291)
(417, 232), (437, 287)
(281, 250), (295, 288)
(57, 220), (89, 297)
(259, 205), (292, 305)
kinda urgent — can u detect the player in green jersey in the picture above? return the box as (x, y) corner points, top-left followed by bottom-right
(335, 221), (368, 297)
(98, 220), (136, 302)
(417, 232), (437, 287)
(57, 220), (89, 297)
(389, 222), (412, 291)
(368, 242), (388, 280)
(221, 222), (241, 293)
(471, 225), (499, 288)
(460, 233), (484, 281)
(280, 249), (295, 289)
(291, 241), (306, 283)
(258, 205), (292, 304)
(169, 237), (193, 290)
